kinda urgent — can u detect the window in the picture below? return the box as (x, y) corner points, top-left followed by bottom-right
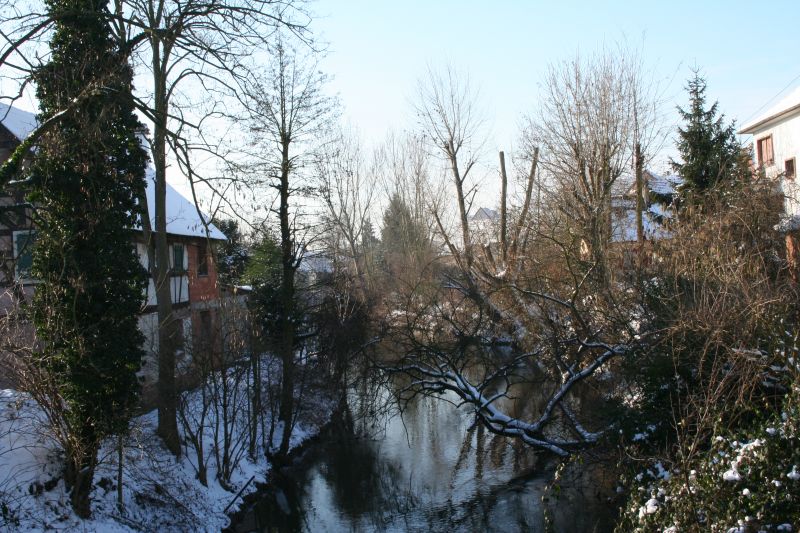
(172, 244), (185, 273)
(12, 230), (36, 281)
(786, 158), (796, 180)
(0, 204), (25, 227)
(757, 135), (774, 166)
(197, 242), (209, 276)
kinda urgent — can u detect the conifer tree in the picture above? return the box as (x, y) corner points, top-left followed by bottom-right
(671, 73), (742, 199)
(27, 0), (147, 517)
(380, 193), (427, 256)
(380, 193), (430, 277)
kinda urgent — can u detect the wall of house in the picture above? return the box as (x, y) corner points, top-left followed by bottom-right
(750, 110), (800, 217)
(0, 127), (29, 287)
(135, 238), (227, 405)
(135, 240), (190, 307)
(187, 242), (220, 303)
(137, 307), (195, 407)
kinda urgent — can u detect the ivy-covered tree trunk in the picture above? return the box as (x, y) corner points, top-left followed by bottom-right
(29, 0), (147, 518)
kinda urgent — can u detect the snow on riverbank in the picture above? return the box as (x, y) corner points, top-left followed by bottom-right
(0, 383), (334, 532)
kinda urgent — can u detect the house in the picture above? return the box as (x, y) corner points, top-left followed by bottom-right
(611, 170), (682, 244)
(739, 86), (800, 276)
(606, 170), (681, 274)
(470, 207), (500, 245)
(0, 103), (228, 393)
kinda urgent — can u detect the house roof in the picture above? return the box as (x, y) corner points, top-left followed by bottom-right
(0, 103), (225, 241)
(142, 168), (226, 240)
(471, 207), (499, 221)
(739, 85), (800, 134)
(646, 171), (683, 196)
(298, 251), (333, 274)
(622, 170), (683, 199)
(0, 103), (37, 141)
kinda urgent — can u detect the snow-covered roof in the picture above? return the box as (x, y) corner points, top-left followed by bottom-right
(739, 85), (800, 134)
(0, 102), (37, 141)
(646, 171), (683, 197)
(622, 170), (683, 199)
(0, 103), (225, 241)
(471, 207), (499, 221)
(140, 167), (226, 240)
(298, 251), (333, 274)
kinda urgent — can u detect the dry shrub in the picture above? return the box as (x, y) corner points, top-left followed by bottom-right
(630, 178), (796, 460)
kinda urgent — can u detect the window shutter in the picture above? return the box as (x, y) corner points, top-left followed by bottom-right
(766, 137), (774, 165)
(14, 231), (36, 280)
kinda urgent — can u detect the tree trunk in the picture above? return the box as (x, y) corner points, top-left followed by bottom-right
(499, 151), (508, 264)
(66, 440), (98, 519)
(278, 141), (296, 458)
(152, 49), (181, 457)
(635, 143), (645, 246)
(449, 149), (473, 269)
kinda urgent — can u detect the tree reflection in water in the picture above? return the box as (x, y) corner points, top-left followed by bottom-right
(236, 372), (611, 532)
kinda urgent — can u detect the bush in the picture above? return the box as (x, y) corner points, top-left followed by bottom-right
(617, 380), (800, 532)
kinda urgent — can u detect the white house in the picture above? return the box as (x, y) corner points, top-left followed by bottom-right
(739, 85), (800, 278)
(739, 86), (800, 225)
(470, 207), (500, 245)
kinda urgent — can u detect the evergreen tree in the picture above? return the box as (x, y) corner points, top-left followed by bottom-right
(380, 193), (431, 279)
(360, 217), (379, 253)
(213, 218), (248, 285)
(671, 73), (743, 199)
(28, 0), (147, 517)
(381, 194), (427, 256)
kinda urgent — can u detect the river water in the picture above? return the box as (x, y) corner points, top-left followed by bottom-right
(231, 376), (613, 532)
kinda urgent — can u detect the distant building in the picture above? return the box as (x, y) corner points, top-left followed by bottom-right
(0, 103), (229, 395)
(611, 170), (682, 244)
(470, 207), (500, 245)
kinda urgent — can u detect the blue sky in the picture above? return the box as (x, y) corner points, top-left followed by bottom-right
(313, 0), (800, 159)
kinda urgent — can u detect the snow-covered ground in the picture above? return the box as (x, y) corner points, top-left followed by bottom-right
(0, 373), (334, 532)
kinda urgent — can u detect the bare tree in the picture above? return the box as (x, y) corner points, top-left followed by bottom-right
(415, 66), (485, 271)
(524, 48), (663, 284)
(121, 0), (308, 455)
(237, 39), (335, 458)
(315, 128), (377, 295)
(379, 61), (656, 456)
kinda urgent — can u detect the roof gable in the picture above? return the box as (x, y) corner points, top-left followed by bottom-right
(0, 103), (226, 241)
(0, 103), (37, 141)
(739, 85), (800, 134)
(471, 207), (499, 221)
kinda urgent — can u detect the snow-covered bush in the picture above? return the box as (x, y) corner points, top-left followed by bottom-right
(617, 384), (800, 532)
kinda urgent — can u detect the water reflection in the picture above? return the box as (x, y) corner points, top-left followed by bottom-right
(237, 377), (610, 532)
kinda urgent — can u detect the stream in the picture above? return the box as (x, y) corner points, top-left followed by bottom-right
(229, 374), (614, 532)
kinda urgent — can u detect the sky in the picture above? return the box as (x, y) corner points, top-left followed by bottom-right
(312, 0), (800, 166)
(4, 0), (799, 213)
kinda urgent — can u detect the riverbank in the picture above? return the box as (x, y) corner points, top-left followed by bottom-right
(0, 381), (336, 532)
